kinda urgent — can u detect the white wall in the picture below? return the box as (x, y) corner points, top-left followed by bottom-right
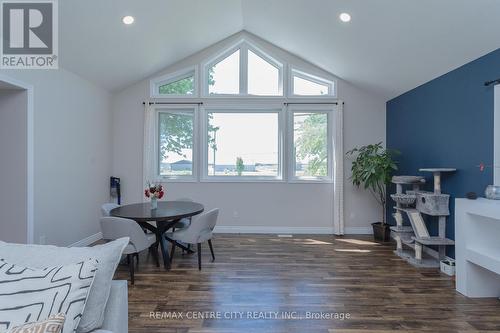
(0, 69), (111, 246)
(0, 88), (28, 243)
(112, 31), (386, 234)
(340, 80), (387, 230)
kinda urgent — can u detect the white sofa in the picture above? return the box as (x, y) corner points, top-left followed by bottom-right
(0, 239), (129, 333)
(93, 280), (128, 333)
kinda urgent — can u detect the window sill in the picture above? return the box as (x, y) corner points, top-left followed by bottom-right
(200, 177), (285, 183)
(156, 177), (333, 184)
(288, 178), (333, 184)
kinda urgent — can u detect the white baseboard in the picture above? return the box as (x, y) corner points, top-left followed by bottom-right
(213, 226), (335, 234)
(213, 225), (374, 235)
(66, 227), (372, 246)
(344, 227), (373, 235)
(69, 232), (102, 247)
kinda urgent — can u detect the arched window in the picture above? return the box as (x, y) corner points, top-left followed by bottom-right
(201, 41), (284, 96)
(150, 40), (336, 99)
(147, 37), (340, 184)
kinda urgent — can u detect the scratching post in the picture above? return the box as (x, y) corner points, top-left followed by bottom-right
(390, 176), (424, 256)
(390, 169), (456, 268)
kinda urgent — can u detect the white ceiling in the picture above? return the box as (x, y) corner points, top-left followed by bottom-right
(59, 0), (243, 93)
(59, 0), (500, 100)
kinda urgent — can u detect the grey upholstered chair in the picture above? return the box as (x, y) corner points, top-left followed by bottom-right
(101, 203), (120, 216)
(173, 197), (194, 230)
(100, 216), (158, 284)
(168, 197), (195, 254)
(167, 208), (219, 270)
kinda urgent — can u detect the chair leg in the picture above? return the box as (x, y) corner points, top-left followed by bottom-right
(170, 240), (176, 264)
(183, 244), (191, 255)
(135, 253), (139, 269)
(155, 242), (160, 267)
(208, 239), (215, 262)
(150, 244), (160, 267)
(197, 243), (202, 270)
(127, 254), (135, 285)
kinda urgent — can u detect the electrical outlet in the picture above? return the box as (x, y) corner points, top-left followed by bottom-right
(233, 211), (239, 219)
(39, 235), (46, 245)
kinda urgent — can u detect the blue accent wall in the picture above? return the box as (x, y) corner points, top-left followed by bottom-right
(386, 48), (500, 258)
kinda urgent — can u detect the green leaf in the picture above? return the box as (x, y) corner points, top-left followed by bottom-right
(346, 142), (400, 221)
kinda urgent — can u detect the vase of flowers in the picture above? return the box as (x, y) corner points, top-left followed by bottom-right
(144, 183), (164, 210)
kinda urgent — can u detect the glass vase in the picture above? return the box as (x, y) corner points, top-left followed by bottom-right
(151, 197), (158, 210)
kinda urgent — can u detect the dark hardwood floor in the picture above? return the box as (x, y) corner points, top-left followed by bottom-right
(115, 234), (500, 332)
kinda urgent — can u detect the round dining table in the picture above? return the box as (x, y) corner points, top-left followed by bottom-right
(110, 201), (204, 270)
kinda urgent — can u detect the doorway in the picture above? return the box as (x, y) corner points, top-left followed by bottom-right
(0, 76), (33, 243)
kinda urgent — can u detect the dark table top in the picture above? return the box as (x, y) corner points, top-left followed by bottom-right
(110, 201), (204, 222)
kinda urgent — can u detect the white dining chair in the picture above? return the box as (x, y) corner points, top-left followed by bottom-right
(167, 208), (219, 270)
(100, 216), (158, 284)
(101, 203), (120, 216)
(173, 197), (194, 230)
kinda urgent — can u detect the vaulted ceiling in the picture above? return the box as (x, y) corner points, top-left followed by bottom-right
(59, 0), (500, 100)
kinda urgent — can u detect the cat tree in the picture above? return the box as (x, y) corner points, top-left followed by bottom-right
(390, 168), (456, 267)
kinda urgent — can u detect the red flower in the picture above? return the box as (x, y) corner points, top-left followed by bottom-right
(145, 183), (165, 199)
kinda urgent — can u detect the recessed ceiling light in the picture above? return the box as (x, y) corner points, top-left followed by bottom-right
(339, 12), (351, 23)
(122, 15), (135, 25)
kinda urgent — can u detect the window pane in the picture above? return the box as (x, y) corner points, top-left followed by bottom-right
(158, 75), (194, 95)
(294, 112), (328, 177)
(248, 50), (280, 96)
(208, 50), (240, 94)
(158, 110), (194, 176)
(293, 76), (329, 95)
(207, 112), (279, 177)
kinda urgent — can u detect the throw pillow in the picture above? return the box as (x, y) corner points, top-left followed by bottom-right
(0, 259), (97, 333)
(0, 238), (128, 333)
(7, 313), (65, 333)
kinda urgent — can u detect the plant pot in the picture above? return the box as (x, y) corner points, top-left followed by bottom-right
(150, 197), (158, 210)
(372, 222), (391, 242)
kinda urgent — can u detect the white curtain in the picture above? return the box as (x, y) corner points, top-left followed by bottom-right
(333, 102), (344, 235)
(494, 85), (500, 185)
(143, 102), (156, 195)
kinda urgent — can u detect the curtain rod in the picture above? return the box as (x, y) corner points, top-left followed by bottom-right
(143, 101), (203, 105)
(142, 101), (343, 105)
(484, 79), (500, 87)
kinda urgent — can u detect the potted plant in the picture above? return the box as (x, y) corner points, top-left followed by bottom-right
(346, 142), (399, 242)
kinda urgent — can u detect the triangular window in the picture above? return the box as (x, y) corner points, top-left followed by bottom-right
(203, 41), (284, 96)
(247, 49), (280, 96)
(159, 75), (194, 95)
(151, 68), (197, 97)
(208, 49), (240, 95)
(292, 70), (333, 96)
